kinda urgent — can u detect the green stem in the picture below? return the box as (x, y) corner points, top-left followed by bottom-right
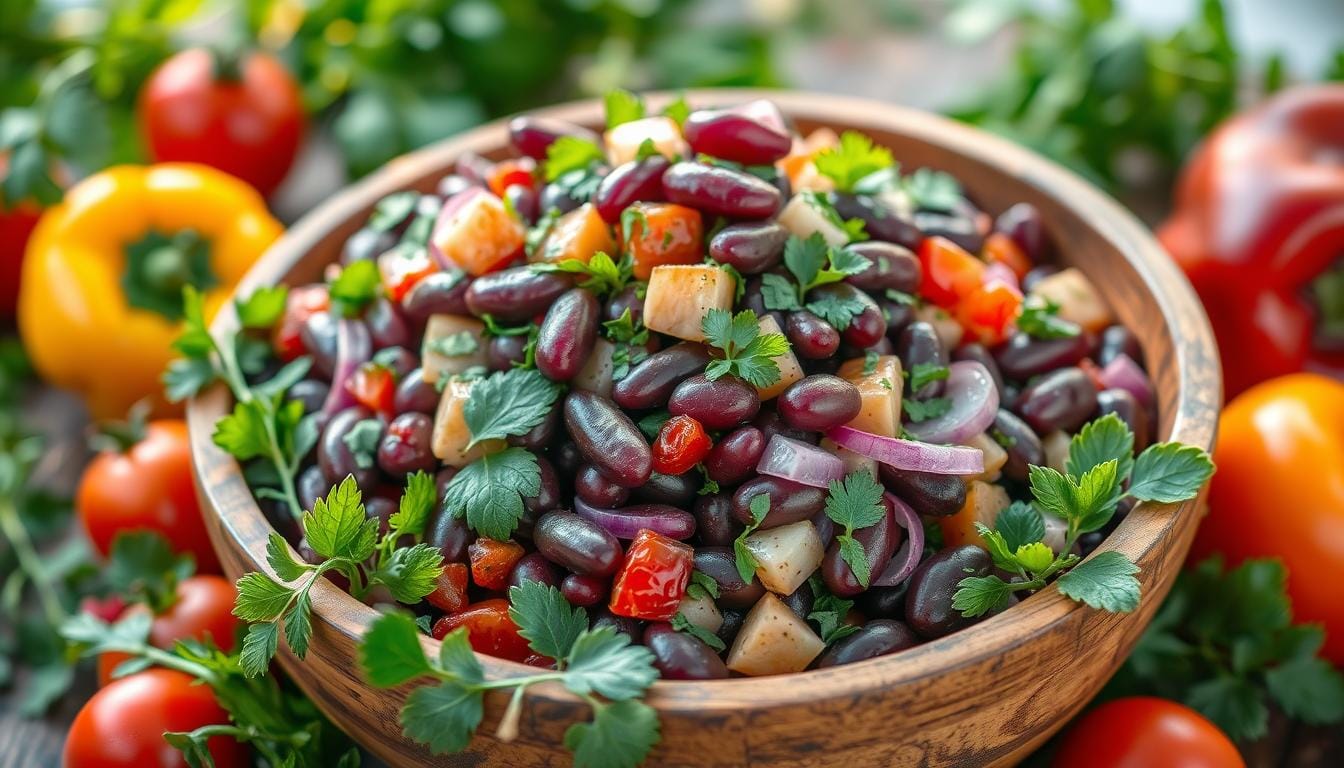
(215, 336), (304, 520)
(0, 496), (65, 628)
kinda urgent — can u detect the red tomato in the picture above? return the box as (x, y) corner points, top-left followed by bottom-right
(377, 246), (438, 302)
(487, 158), (537, 197)
(608, 529), (693, 621)
(0, 202), (42, 318)
(63, 668), (246, 768)
(431, 599), (535, 663)
(425, 562), (470, 614)
(138, 48), (305, 197)
(1053, 697), (1244, 768)
(273, 285), (330, 362)
(956, 279), (1022, 345)
(468, 538), (525, 592)
(345, 363), (396, 418)
(97, 575), (240, 687)
(918, 236), (985, 307)
(652, 415), (712, 476)
(622, 202), (704, 280)
(981, 231), (1031, 280)
(77, 420), (219, 573)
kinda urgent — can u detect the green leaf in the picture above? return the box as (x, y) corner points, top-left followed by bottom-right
(329, 260), (383, 317)
(1072, 459), (1121, 533)
(105, 530), (193, 611)
(212, 400), (271, 460)
(805, 292), (866, 331)
(901, 168), (962, 212)
(533, 252), (633, 296)
(236, 285), (290, 330)
(508, 582), (588, 661)
(824, 471), (886, 532)
(564, 700), (661, 768)
(437, 627), (486, 684)
(162, 357), (218, 402)
(837, 535), (871, 588)
(782, 233), (831, 289)
(662, 94), (691, 128)
(903, 397), (952, 423)
(759, 273), (802, 311)
(637, 410), (672, 441)
(375, 544), (444, 603)
(1014, 542), (1055, 573)
(700, 308), (788, 389)
(428, 331), (479, 358)
(813, 131), (894, 192)
(239, 622), (280, 678)
(806, 581), (860, 646)
(670, 613), (726, 652)
(400, 679), (484, 754)
(952, 575), (1016, 618)
(462, 368), (560, 448)
(1017, 300), (1080, 340)
(604, 89), (645, 129)
(442, 448), (541, 541)
(360, 611), (434, 687)
(1055, 551), (1140, 612)
(733, 536), (760, 586)
(1129, 442), (1215, 502)
(563, 627), (659, 701)
(368, 191), (418, 232)
(907, 362), (949, 393)
(686, 570), (720, 601)
(233, 572), (296, 622)
(302, 475), (379, 562)
(283, 590), (313, 658)
(975, 524), (1020, 573)
(1067, 413), (1135, 481)
(1186, 676), (1268, 741)
(1264, 656), (1344, 725)
(544, 136), (606, 182)
(994, 501), (1045, 551)
(389, 471), (436, 537)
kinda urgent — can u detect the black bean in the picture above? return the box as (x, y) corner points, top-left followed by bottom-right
(643, 623), (730, 680)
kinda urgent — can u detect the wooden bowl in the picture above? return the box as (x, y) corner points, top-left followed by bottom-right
(188, 90), (1221, 767)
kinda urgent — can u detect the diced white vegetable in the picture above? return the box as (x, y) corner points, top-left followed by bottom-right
(642, 265), (736, 342)
(915, 304), (965, 349)
(777, 194), (848, 247)
(743, 520), (824, 596)
(1042, 430), (1070, 472)
(432, 378), (506, 467)
(421, 315), (487, 385)
(820, 437), (877, 478)
(430, 191), (525, 276)
(779, 129), (838, 192)
(755, 314), (804, 401)
(835, 355), (903, 437)
(726, 592), (825, 677)
(572, 338), (615, 397)
(676, 593), (724, 634)
(605, 116), (688, 166)
(1029, 268), (1114, 333)
(874, 186), (914, 219)
(965, 432), (1008, 483)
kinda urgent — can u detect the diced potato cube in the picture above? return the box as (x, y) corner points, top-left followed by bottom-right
(421, 315), (487, 385)
(534, 203), (616, 264)
(572, 338), (616, 397)
(743, 520), (824, 596)
(836, 355), (903, 437)
(726, 592), (825, 677)
(1042, 430), (1070, 472)
(754, 315), (804, 401)
(939, 480), (1011, 550)
(1029, 267), (1114, 333)
(432, 378), (506, 467)
(966, 432), (1008, 483)
(430, 190), (526, 276)
(777, 194), (848, 247)
(916, 304), (965, 349)
(820, 438), (877, 478)
(605, 117), (688, 166)
(643, 265), (735, 342)
(676, 593), (724, 634)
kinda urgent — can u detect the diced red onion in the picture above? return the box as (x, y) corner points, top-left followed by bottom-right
(756, 434), (848, 489)
(428, 186), (489, 270)
(904, 360), (999, 445)
(983, 262), (1020, 292)
(1100, 353), (1154, 409)
(872, 493), (924, 587)
(573, 498), (696, 541)
(825, 426), (985, 475)
(322, 318), (372, 415)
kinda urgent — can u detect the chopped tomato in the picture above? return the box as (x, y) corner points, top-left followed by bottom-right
(487, 158), (536, 197)
(345, 363), (396, 417)
(608, 529), (693, 621)
(377, 247), (438, 302)
(273, 285), (330, 361)
(956, 278), (1022, 345)
(918, 236), (984, 308)
(622, 202), (704, 280)
(652, 415), (712, 476)
(425, 562), (469, 614)
(431, 599), (536, 663)
(468, 538), (526, 592)
(982, 232), (1032, 280)
(431, 188), (526, 276)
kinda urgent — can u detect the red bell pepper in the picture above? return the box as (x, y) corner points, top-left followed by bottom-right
(1159, 85), (1344, 397)
(431, 599), (535, 663)
(608, 529), (693, 621)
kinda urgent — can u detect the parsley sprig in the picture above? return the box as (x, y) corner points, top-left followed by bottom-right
(329, 260), (383, 317)
(232, 473), (443, 677)
(359, 582), (660, 766)
(807, 575), (861, 647)
(532, 251), (634, 297)
(759, 234), (872, 330)
(1017, 299), (1081, 339)
(824, 471), (887, 588)
(813, 131), (894, 192)
(952, 413), (1214, 616)
(544, 136), (606, 183)
(700, 309), (791, 389)
(603, 309), (650, 381)
(732, 493), (772, 584)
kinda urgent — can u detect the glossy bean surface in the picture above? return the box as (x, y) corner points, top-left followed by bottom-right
(508, 552), (561, 589)
(693, 547), (765, 609)
(906, 545), (992, 639)
(1097, 325), (1142, 367)
(817, 620), (920, 667)
(643, 623), (730, 680)
(426, 508), (474, 564)
(668, 374), (760, 430)
(631, 472), (700, 507)
(822, 495), (897, 597)
(994, 332), (1091, 382)
(533, 511), (623, 577)
(465, 267), (572, 322)
(575, 464), (631, 508)
(778, 374), (862, 432)
(704, 425), (767, 486)
(829, 193), (922, 250)
(400, 271), (470, 320)
(992, 409), (1045, 482)
(593, 156), (669, 223)
(318, 407), (378, 488)
(507, 115), (599, 160)
(731, 476), (826, 528)
(709, 222), (789, 274)
(897, 321), (948, 398)
(1015, 367), (1099, 433)
(878, 464), (966, 518)
(661, 162), (780, 219)
(693, 494), (743, 547)
(612, 343), (711, 410)
(844, 242), (921, 295)
(785, 310), (841, 360)
(536, 288), (599, 381)
(376, 412), (437, 477)
(563, 392), (652, 487)
(561, 573), (609, 607)
(682, 103), (792, 165)
(1097, 388), (1150, 451)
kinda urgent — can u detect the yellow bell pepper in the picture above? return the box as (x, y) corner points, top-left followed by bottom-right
(18, 163), (282, 419)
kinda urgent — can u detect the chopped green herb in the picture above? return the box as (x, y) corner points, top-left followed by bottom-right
(813, 131), (894, 192)
(904, 397), (952, 422)
(671, 613), (726, 652)
(605, 89), (646, 129)
(823, 471), (887, 588)
(701, 309), (790, 389)
(328, 260), (382, 318)
(544, 136), (605, 182)
(1017, 300), (1081, 339)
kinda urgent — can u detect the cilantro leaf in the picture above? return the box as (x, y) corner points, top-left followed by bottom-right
(824, 472), (886, 588)
(1017, 301), (1081, 339)
(508, 582), (588, 661)
(604, 89), (646, 129)
(374, 544), (444, 603)
(783, 233), (832, 288)
(1055, 551), (1140, 612)
(662, 94), (691, 128)
(907, 362), (949, 393)
(813, 131), (894, 192)
(760, 272), (802, 311)
(951, 574), (1016, 618)
(532, 252), (633, 296)
(162, 357), (218, 402)
(1067, 412), (1135, 481)
(360, 611), (434, 687)
(1186, 676), (1268, 741)
(904, 397), (952, 422)
(686, 570), (720, 601)
(807, 577), (861, 646)
(1264, 656), (1344, 724)
(105, 531), (193, 612)
(733, 493), (771, 587)
(368, 191), (418, 232)
(637, 410), (671, 441)
(975, 523), (1022, 573)
(700, 309), (789, 389)
(266, 532), (311, 582)
(1014, 542), (1055, 573)
(302, 475), (379, 562)
(994, 501), (1045, 551)
(462, 368), (560, 449)
(671, 613), (726, 652)
(236, 285), (289, 330)
(239, 622), (280, 678)
(401, 679), (484, 755)
(232, 572), (296, 622)
(329, 259), (383, 317)
(902, 168), (963, 212)
(442, 448), (541, 540)
(563, 699), (660, 768)
(1128, 443), (1215, 502)
(284, 590), (313, 657)
(1028, 461), (1121, 535)
(544, 136), (605, 182)
(212, 400), (272, 460)
(563, 626), (659, 701)
(806, 291), (866, 331)
(389, 470), (436, 537)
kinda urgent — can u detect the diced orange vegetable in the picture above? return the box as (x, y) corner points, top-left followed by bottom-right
(425, 562), (469, 613)
(346, 363), (396, 418)
(468, 538), (525, 592)
(534, 203), (616, 264)
(939, 480), (1010, 550)
(430, 189), (525, 276)
(487, 158), (536, 197)
(982, 232), (1031, 280)
(623, 202), (703, 280)
(836, 355), (903, 437)
(778, 128), (838, 192)
(957, 279), (1023, 346)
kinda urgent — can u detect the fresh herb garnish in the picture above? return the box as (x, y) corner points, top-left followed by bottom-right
(543, 136), (605, 183)
(671, 613), (726, 652)
(637, 410), (672, 441)
(813, 130), (894, 192)
(532, 251), (634, 297)
(800, 191), (869, 243)
(686, 570), (720, 602)
(901, 167), (963, 212)
(823, 471), (887, 588)
(604, 89), (646, 129)
(700, 309), (791, 389)
(429, 331), (480, 358)
(328, 259), (382, 318)
(862, 350), (880, 375)
(604, 309), (649, 381)
(904, 397), (952, 422)
(760, 233), (873, 331)
(460, 367), (561, 449)
(235, 286), (290, 330)
(1017, 300), (1081, 339)
(368, 190), (419, 232)
(732, 493), (772, 584)
(442, 448), (541, 541)
(662, 94), (691, 128)
(907, 362), (950, 392)
(807, 575), (861, 647)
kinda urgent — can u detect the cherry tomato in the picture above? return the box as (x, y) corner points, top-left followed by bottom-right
(608, 529), (693, 621)
(431, 599), (535, 663)
(77, 420), (219, 573)
(345, 363), (397, 418)
(622, 202), (704, 280)
(956, 279), (1022, 345)
(652, 415), (712, 476)
(487, 158), (536, 197)
(97, 575), (240, 687)
(273, 285), (330, 362)
(918, 236), (984, 307)
(63, 668), (247, 768)
(139, 48), (305, 197)
(425, 562), (470, 614)
(377, 246), (438, 302)
(981, 232), (1031, 280)
(1053, 697), (1243, 768)
(468, 538), (526, 592)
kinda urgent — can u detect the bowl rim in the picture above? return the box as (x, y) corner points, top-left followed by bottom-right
(188, 88), (1221, 714)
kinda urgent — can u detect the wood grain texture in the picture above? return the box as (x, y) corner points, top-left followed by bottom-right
(185, 90), (1223, 768)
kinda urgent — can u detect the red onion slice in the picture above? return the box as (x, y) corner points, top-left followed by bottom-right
(321, 318), (372, 415)
(573, 498), (696, 541)
(1100, 353), (1154, 409)
(904, 360), (999, 445)
(826, 426), (984, 475)
(756, 434), (848, 489)
(872, 493), (924, 587)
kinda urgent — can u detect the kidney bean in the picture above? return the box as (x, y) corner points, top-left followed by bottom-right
(561, 573), (609, 607)
(509, 552), (561, 589)
(829, 193), (923, 250)
(906, 545), (993, 639)
(426, 507), (474, 564)
(953, 343), (1007, 404)
(817, 620), (921, 668)
(564, 392), (652, 488)
(573, 464), (628, 508)
(704, 426), (766, 486)
(505, 185), (539, 225)
(539, 182), (584, 216)
(811, 510), (837, 550)
(1097, 325), (1142, 368)
(878, 464), (966, 518)
(716, 608), (745, 646)
(778, 374), (862, 432)
(994, 332), (1091, 381)
(682, 103), (791, 165)
(994, 202), (1046, 261)
(804, 284), (883, 349)
(318, 407), (378, 488)
(844, 242), (921, 295)
(377, 412), (437, 477)
(300, 311), (339, 378)
(857, 583), (909, 619)
(536, 288), (599, 381)
(508, 115), (600, 160)
(401, 271), (470, 321)
(780, 579), (815, 619)
(1097, 388), (1151, 451)
(897, 321), (949, 398)
(593, 156), (670, 223)
(752, 410), (818, 445)
(365, 298), (409, 350)
(509, 403), (559, 451)
(592, 608), (643, 641)
(913, 210), (983, 254)
(693, 547), (765, 609)
(611, 342), (712, 410)
(992, 409), (1045, 482)
(822, 495), (898, 597)
(434, 467), (458, 500)
(343, 228), (395, 266)
(1016, 367), (1098, 433)
(644, 623), (730, 680)
(786, 310), (841, 360)
(661, 162), (781, 219)
(296, 465), (327, 512)
(365, 497), (398, 538)
(667, 374), (760, 430)
(465, 267), (572, 322)
(522, 455), (562, 521)
(487, 335), (529, 372)
(709, 221), (789, 274)
(631, 472), (699, 507)
(694, 494), (743, 547)
(289, 379), (330, 414)
(731, 476), (826, 528)
(533, 511), (623, 577)
(882, 301), (916, 341)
